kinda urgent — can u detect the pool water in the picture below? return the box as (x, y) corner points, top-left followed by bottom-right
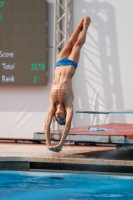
(0, 171), (133, 200)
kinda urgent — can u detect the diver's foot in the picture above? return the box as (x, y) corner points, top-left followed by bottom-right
(84, 16), (91, 29)
(79, 18), (84, 31)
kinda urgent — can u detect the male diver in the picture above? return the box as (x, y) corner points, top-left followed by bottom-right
(44, 16), (91, 152)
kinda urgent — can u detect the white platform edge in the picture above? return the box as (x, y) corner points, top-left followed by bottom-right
(33, 133), (133, 144)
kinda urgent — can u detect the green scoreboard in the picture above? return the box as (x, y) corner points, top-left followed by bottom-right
(0, 0), (46, 86)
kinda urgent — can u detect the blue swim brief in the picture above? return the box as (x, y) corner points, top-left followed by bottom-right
(55, 58), (78, 69)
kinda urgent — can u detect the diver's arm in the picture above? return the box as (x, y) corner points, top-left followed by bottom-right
(44, 107), (54, 148)
(54, 105), (73, 152)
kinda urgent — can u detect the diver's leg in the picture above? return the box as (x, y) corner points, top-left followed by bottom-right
(68, 16), (91, 64)
(56, 18), (84, 62)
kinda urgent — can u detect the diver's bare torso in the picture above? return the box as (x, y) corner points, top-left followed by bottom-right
(50, 66), (75, 106)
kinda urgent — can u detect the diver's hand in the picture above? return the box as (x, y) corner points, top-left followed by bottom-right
(54, 143), (63, 152)
(48, 145), (62, 153)
(48, 146), (56, 152)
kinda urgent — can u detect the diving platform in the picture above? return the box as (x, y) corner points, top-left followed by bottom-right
(76, 109), (133, 114)
(34, 123), (133, 145)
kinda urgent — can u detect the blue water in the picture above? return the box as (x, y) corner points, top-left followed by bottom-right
(0, 171), (133, 200)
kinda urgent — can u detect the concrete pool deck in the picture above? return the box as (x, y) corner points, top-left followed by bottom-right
(0, 142), (133, 173)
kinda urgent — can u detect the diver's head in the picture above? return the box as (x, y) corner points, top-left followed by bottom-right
(55, 104), (66, 125)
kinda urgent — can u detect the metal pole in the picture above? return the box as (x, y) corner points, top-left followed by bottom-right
(52, 0), (72, 131)
(65, 0), (68, 45)
(53, 0), (57, 77)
